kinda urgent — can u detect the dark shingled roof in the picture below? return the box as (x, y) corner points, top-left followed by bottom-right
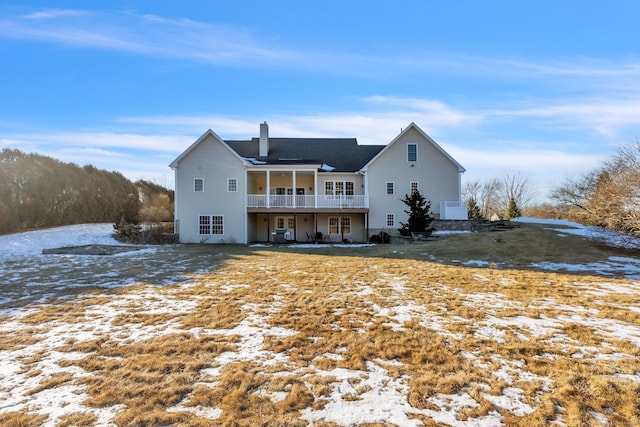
(226, 138), (386, 172)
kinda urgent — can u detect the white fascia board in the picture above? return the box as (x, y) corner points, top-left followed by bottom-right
(169, 129), (246, 169)
(360, 122), (466, 173)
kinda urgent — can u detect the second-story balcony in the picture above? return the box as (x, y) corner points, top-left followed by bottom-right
(246, 194), (368, 210)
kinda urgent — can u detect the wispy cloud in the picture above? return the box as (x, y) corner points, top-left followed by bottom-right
(23, 8), (90, 20)
(2, 8), (640, 83)
(2, 92), (635, 197)
(1, 132), (191, 153)
(486, 99), (640, 138)
(0, 9), (307, 67)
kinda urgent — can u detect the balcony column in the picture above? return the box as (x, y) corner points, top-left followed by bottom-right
(314, 170), (318, 208)
(266, 170), (270, 208)
(292, 170), (297, 208)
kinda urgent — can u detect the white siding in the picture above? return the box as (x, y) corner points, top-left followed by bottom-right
(174, 133), (246, 243)
(366, 127), (461, 232)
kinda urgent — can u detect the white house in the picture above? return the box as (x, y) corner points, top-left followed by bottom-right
(169, 122), (466, 244)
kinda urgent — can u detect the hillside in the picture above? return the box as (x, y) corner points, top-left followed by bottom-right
(0, 148), (173, 235)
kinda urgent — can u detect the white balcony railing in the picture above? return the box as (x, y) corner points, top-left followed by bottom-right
(439, 201), (468, 220)
(246, 194), (368, 209)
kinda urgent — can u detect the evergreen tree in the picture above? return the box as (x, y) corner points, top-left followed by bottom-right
(398, 190), (435, 236)
(504, 196), (522, 220)
(466, 196), (483, 220)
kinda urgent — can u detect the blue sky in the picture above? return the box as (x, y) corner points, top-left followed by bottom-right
(1, 1), (639, 201)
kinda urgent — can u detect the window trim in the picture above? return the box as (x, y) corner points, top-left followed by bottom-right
(386, 213), (395, 228)
(211, 215), (224, 235)
(194, 178), (204, 192)
(407, 143), (418, 162)
(199, 215), (210, 234)
(410, 181), (419, 194)
(386, 181), (395, 195)
(328, 216), (352, 235)
(199, 215), (224, 235)
(276, 216), (296, 230)
(325, 180), (355, 198)
(227, 178), (238, 192)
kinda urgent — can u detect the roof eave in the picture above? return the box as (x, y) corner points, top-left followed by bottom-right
(169, 129), (246, 168)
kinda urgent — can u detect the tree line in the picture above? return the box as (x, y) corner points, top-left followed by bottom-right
(0, 148), (173, 235)
(551, 143), (640, 235)
(463, 141), (640, 238)
(463, 173), (535, 221)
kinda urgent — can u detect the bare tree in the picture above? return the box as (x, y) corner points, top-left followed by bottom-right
(499, 173), (536, 219)
(462, 181), (484, 219)
(480, 178), (503, 219)
(552, 141), (640, 235)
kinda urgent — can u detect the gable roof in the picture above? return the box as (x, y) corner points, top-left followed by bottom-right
(170, 123), (464, 174)
(362, 122), (466, 173)
(226, 138), (385, 172)
(169, 129), (245, 169)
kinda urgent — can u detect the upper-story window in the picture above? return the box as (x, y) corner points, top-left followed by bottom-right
(227, 178), (238, 192)
(407, 144), (418, 162)
(194, 178), (204, 192)
(386, 182), (395, 195)
(325, 180), (354, 198)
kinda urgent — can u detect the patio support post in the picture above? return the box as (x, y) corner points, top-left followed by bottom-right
(266, 213), (270, 242)
(366, 212), (369, 243)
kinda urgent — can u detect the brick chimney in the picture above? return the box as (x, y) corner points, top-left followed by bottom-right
(259, 121), (269, 157)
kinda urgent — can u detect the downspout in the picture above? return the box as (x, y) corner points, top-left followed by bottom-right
(243, 167), (248, 244)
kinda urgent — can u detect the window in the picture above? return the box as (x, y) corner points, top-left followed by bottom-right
(199, 215), (210, 234)
(227, 178), (238, 192)
(276, 217), (295, 229)
(325, 181), (334, 196)
(212, 215), (224, 235)
(410, 181), (419, 194)
(328, 216), (351, 235)
(407, 144), (417, 162)
(199, 215), (223, 235)
(386, 182), (395, 195)
(341, 217), (351, 234)
(194, 178), (204, 192)
(386, 213), (395, 228)
(345, 182), (354, 197)
(325, 180), (355, 198)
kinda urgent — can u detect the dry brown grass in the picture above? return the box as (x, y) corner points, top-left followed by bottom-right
(56, 412), (98, 427)
(2, 224), (640, 425)
(0, 412), (48, 427)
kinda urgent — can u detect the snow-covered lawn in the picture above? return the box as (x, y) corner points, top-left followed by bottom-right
(1, 221), (639, 426)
